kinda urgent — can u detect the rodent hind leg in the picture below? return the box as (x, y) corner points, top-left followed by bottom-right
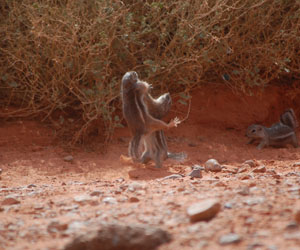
(159, 130), (187, 161)
(130, 133), (143, 162)
(291, 134), (299, 148)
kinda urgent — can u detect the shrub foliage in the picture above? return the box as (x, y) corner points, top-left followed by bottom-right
(1, 0), (299, 142)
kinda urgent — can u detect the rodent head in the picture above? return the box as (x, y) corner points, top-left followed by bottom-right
(137, 80), (151, 95)
(156, 93), (171, 106)
(246, 124), (265, 138)
(122, 71), (138, 84)
(121, 71), (139, 95)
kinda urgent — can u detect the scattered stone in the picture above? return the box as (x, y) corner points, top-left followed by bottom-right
(249, 182), (256, 187)
(74, 195), (98, 206)
(284, 231), (300, 240)
(128, 182), (147, 192)
(244, 196), (266, 206)
(237, 186), (250, 196)
(295, 210), (300, 224)
(219, 233), (241, 245)
(60, 205), (79, 212)
(34, 204), (44, 210)
(238, 166), (248, 173)
(102, 197), (117, 205)
(247, 242), (264, 250)
(188, 142), (197, 147)
(187, 199), (221, 222)
(239, 174), (252, 180)
(160, 174), (184, 181)
(243, 160), (256, 168)
(129, 197), (140, 203)
(205, 159), (222, 172)
(47, 221), (68, 233)
(188, 167), (202, 178)
(90, 191), (103, 197)
(64, 155), (74, 162)
(223, 168), (238, 174)
(115, 177), (125, 183)
(27, 184), (37, 188)
(252, 165), (266, 173)
(285, 221), (299, 230)
(268, 245), (278, 250)
(64, 223), (171, 250)
(215, 181), (226, 187)
(245, 217), (255, 225)
(114, 189), (122, 195)
(292, 162), (300, 167)
(224, 202), (233, 209)
(266, 169), (281, 179)
(2, 196), (20, 206)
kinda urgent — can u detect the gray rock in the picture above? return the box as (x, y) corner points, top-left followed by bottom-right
(204, 159), (222, 172)
(188, 168), (202, 178)
(237, 186), (250, 196)
(64, 223), (171, 250)
(219, 233), (241, 245)
(224, 202), (233, 209)
(187, 199), (221, 222)
(244, 196), (266, 206)
(160, 174), (184, 181)
(74, 195), (98, 206)
(64, 155), (74, 162)
(102, 197), (117, 204)
(128, 182), (147, 191)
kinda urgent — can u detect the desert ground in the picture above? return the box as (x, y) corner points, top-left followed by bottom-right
(1, 85), (300, 250)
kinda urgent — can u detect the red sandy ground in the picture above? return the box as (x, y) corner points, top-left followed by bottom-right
(0, 85), (300, 250)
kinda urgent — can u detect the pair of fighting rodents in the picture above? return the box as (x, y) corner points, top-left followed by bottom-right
(121, 71), (186, 168)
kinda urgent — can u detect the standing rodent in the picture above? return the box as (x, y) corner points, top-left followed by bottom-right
(121, 71), (181, 162)
(246, 109), (298, 149)
(141, 92), (186, 168)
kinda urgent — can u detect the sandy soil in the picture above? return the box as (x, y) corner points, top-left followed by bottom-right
(1, 85), (300, 250)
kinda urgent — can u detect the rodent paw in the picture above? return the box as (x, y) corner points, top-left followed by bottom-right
(173, 117), (181, 127)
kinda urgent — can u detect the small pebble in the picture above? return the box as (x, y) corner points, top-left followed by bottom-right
(187, 199), (221, 222)
(64, 155), (74, 162)
(219, 233), (241, 245)
(205, 159), (222, 172)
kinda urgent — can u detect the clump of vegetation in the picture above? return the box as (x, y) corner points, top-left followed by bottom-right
(1, 0), (299, 143)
